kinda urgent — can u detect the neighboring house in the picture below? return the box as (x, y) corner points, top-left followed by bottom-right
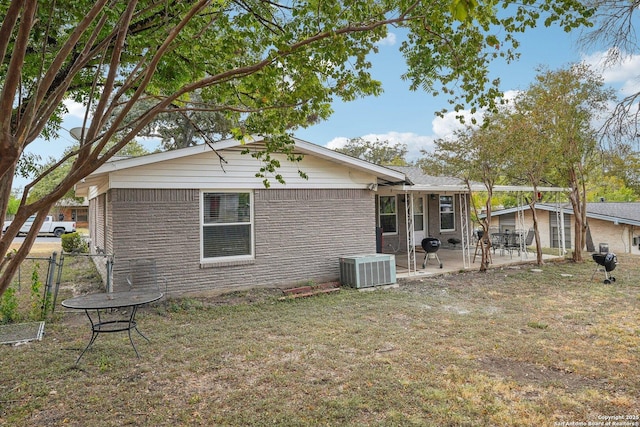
(53, 198), (89, 228)
(487, 202), (640, 255)
(74, 137), (475, 295)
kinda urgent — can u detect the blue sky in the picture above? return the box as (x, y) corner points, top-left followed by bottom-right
(297, 23), (639, 159)
(15, 19), (640, 190)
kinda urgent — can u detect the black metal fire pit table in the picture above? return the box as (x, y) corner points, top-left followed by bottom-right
(62, 290), (163, 364)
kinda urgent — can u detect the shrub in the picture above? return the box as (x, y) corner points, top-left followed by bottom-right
(0, 286), (20, 324)
(61, 232), (88, 254)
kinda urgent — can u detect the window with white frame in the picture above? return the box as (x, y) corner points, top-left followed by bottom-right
(439, 195), (455, 231)
(202, 192), (253, 260)
(379, 195), (397, 234)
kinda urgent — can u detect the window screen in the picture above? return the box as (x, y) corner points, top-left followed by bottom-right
(202, 192), (252, 259)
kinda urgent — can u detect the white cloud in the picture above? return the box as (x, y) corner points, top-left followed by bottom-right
(432, 112), (463, 139)
(501, 90), (521, 103)
(431, 108), (484, 139)
(376, 32), (397, 47)
(582, 50), (640, 96)
(327, 131), (434, 161)
(326, 136), (350, 150)
(64, 99), (88, 119)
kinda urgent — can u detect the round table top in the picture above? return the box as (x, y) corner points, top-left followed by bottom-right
(62, 290), (164, 310)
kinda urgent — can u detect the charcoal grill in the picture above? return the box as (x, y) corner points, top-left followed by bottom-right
(591, 252), (617, 284)
(421, 237), (443, 269)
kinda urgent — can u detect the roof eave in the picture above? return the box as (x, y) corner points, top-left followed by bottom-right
(585, 213), (640, 227)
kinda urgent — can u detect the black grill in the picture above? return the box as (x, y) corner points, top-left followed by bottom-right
(421, 237), (443, 269)
(591, 252), (617, 284)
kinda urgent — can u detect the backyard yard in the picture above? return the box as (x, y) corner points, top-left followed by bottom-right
(1, 248), (639, 426)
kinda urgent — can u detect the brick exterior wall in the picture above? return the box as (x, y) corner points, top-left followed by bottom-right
(100, 188), (375, 295)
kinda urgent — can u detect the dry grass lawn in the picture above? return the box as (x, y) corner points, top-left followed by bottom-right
(1, 249), (639, 426)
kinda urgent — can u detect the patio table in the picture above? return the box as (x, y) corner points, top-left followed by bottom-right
(491, 232), (523, 258)
(62, 290), (163, 364)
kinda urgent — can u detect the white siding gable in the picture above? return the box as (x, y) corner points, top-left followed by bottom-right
(107, 147), (379, 190)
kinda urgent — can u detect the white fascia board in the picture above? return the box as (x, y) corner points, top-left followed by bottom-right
(408, 185), (472, 193)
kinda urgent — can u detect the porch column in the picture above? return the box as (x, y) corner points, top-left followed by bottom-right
(458, 193), (471, 268)
(405, 192), (416, 274)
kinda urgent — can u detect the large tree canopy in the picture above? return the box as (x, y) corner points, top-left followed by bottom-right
(420, 64), (617, 267)
(519, 64), (615, 261)
(335, 137), (408, 165)
(0, 0), (595, 296)
(580, 0), (640, 142)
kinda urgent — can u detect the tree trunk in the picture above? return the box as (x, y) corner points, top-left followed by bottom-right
(568, 168), (583, 262)
(527, 191), (544, 266)
(0, 164), (16, 227)
(580, 175), (589, 255)
(479, 188), (493, 272)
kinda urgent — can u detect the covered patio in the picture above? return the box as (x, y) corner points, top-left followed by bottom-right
(377, 166), (569, 279)
(394, 245), (565, 279)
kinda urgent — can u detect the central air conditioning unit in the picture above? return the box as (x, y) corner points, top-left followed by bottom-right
(339, 254), (396, 288)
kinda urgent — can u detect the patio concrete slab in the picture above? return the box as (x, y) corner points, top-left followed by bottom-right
(393, 247), (565, 279)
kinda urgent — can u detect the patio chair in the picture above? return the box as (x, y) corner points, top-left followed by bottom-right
(521, 228), (535, 256)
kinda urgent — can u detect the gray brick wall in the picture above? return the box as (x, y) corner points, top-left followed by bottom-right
(100, 188), (375, 295)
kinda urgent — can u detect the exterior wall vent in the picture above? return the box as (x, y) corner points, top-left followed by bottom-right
(339, 254), (396, 288)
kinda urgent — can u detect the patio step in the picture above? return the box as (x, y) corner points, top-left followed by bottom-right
(279, 282), (340, 300)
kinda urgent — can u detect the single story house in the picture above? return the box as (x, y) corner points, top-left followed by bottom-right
(487, 202), (640, 255)
(53, 198), (89, 228)
(75, 136), (482, 295)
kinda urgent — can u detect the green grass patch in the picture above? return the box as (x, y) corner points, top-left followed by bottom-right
(1, 254), (639, 425)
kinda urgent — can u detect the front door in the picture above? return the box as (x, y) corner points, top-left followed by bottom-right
(413, 196), (427, 243)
